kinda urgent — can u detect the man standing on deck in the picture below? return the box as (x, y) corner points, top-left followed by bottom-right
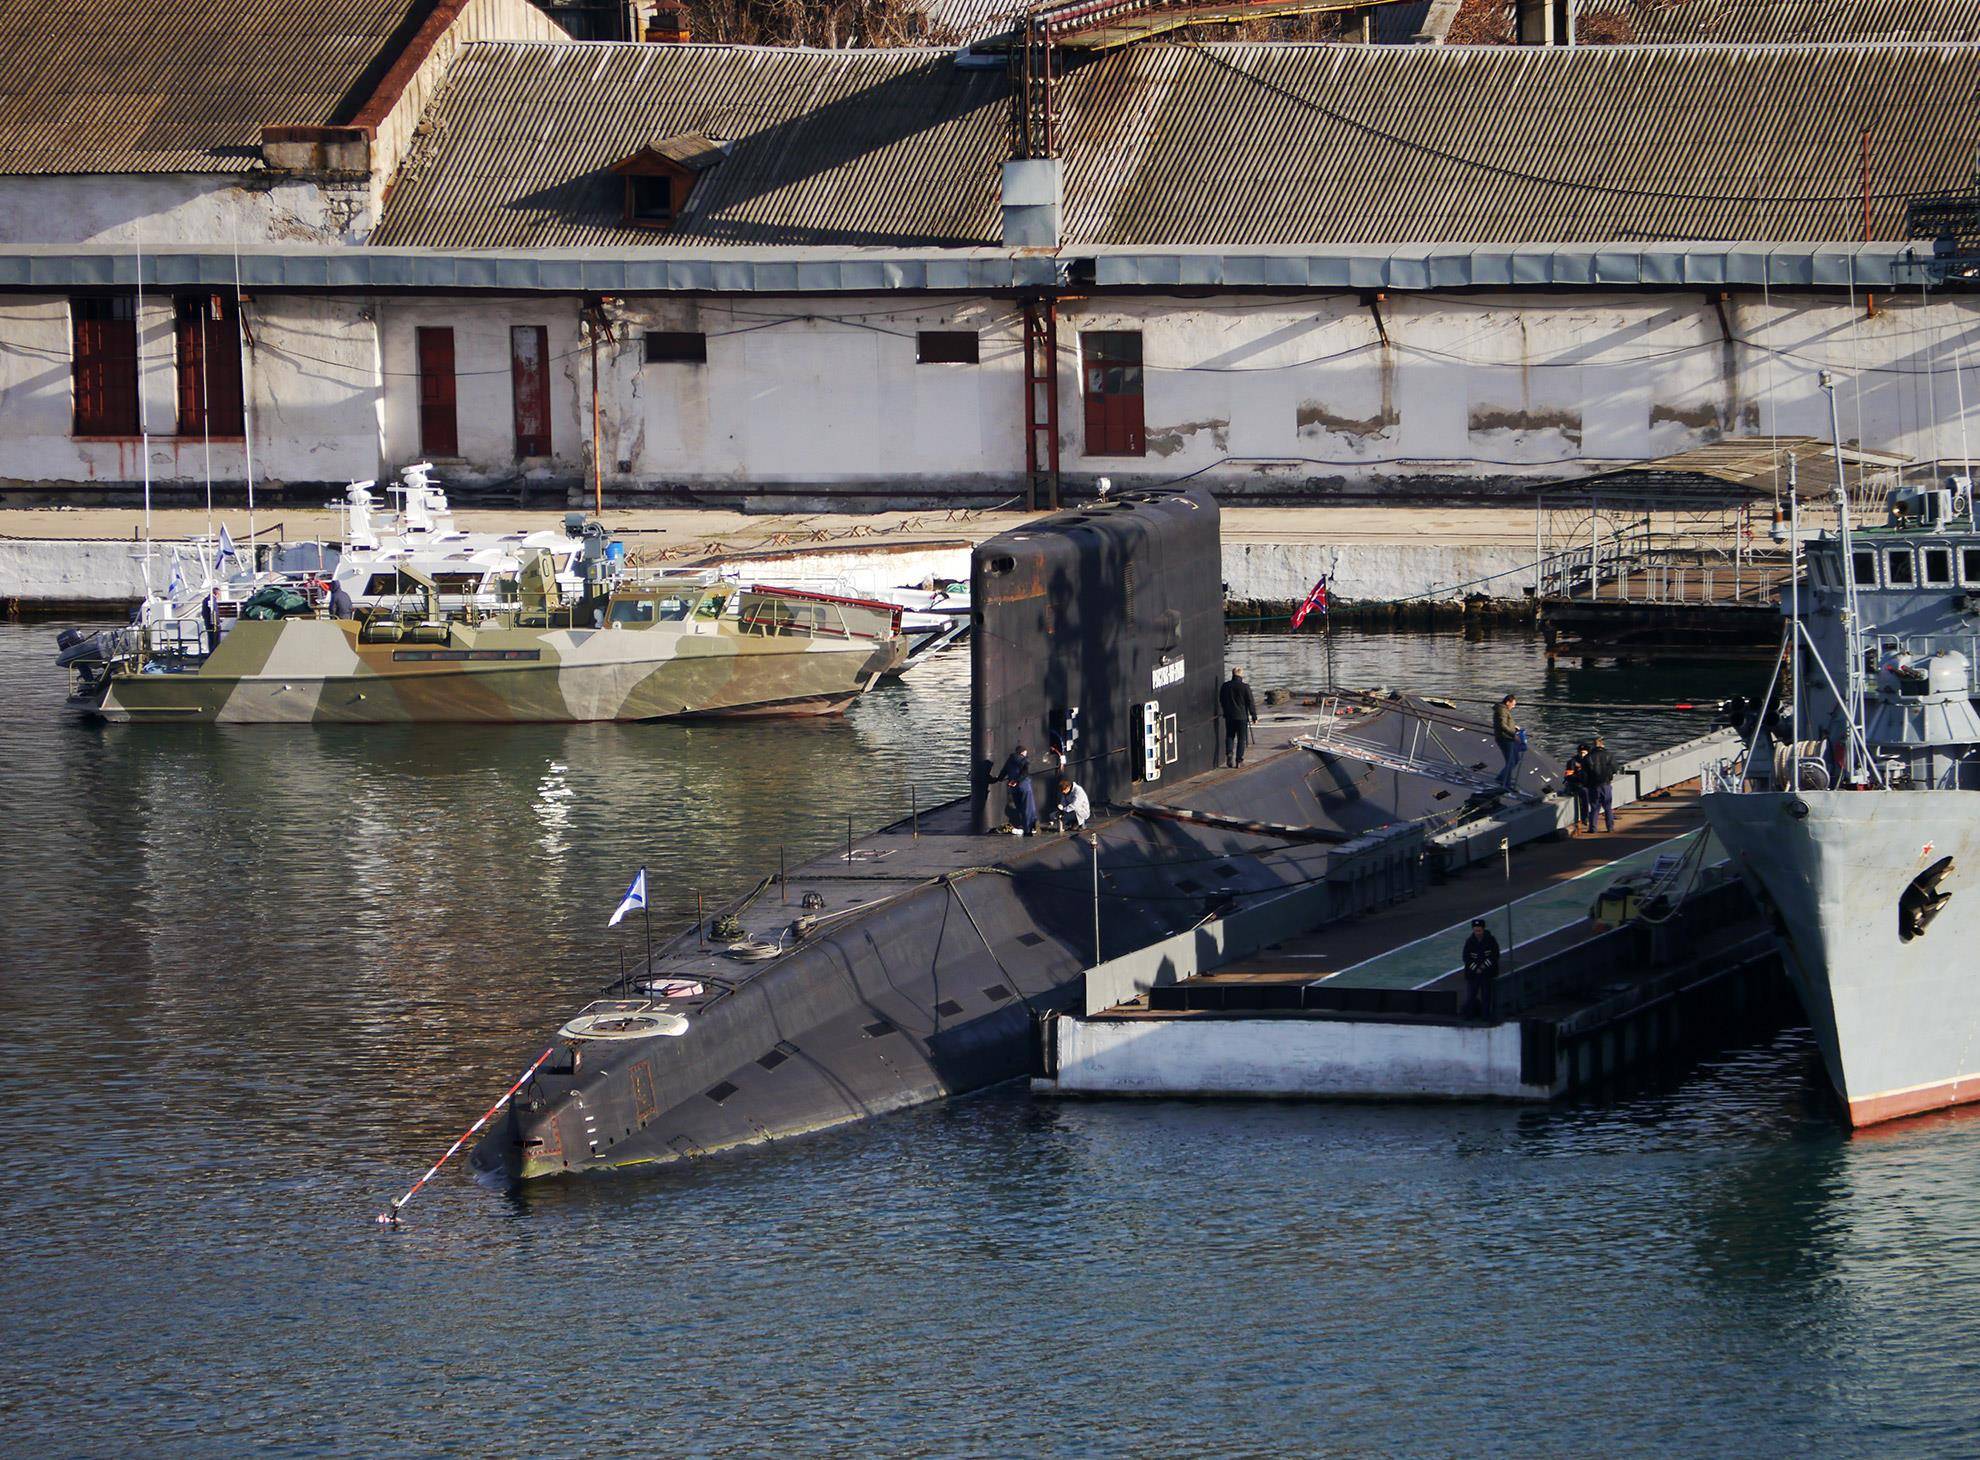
(1583, 733), (1617, 833)
(997, 744), (1037, 836)
(1462, 919), (1501, 1019)
(327, 577), (355, 619)
(1493, 693), (1524, 791)
(1220, 666), (1259, 768)
(1564, 742), (1592, 832)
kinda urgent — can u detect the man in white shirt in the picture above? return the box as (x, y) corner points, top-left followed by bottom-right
(1054, 777), (1090, 830)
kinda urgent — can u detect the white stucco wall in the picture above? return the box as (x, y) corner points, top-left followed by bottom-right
(0, 293), (382, 490)
(0, 175), (369, 246)
(578, 288), (1980, 496)
(6, 285), (1978, 503)
(1055, 290), (1980, 488)
(603, 297), (1024, 495)
(376, 297), (585, 486)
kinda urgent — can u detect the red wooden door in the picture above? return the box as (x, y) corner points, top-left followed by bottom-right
(72, 297), (138, 436)
(417, 326), (458, 457)
(1081, 330), (1144, 457)
(174, 297), (245, 437)
(510, 325), (550, 457)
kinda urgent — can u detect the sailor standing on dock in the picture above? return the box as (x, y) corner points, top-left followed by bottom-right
(1565, 742), (1592, 830)
(1583, 734), (1617, 833)
(1462, 919), (1501, 1019)
(1220, 666), (1259, 768)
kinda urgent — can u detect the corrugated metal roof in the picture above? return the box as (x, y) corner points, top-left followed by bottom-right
(1057, 41), (1980, 245)
(916, 0), (1025, 43)
(377, 43), (1008, 246)
(0, 0), (442, 173)
(1502, 0), (1980, 45)
(376, 39), (1980, 249)
(1618, 0), (1980, 43)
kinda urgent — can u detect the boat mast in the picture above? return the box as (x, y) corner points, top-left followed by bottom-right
(134, 224), (152, 558)
(1822, 369), (1871, 787)
(1788, 458), (1801, 790)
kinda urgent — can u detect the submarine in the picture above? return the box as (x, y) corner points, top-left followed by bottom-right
(470, 489), (1562, 1180)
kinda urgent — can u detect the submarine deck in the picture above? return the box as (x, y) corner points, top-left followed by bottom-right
(621, 714), (1362, 995)
(611, 695), (1554, 1002)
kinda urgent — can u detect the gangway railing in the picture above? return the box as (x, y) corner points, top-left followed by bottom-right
(1293, 698), (1530, 800)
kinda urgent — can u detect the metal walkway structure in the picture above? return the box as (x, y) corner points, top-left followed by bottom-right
(1294, 699), (1531, 801)
(1001, 0), (1416, 158)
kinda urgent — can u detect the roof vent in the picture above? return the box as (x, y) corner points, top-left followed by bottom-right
(1002, 158), (1061, 250)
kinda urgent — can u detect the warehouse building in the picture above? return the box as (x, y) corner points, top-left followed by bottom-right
(2, 0), (1978, 506)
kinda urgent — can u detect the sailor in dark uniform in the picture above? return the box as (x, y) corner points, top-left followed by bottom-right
(1462, 919), (1500, 1019)
(1219, 667), (1259, 767)
(997, 745), (1037, 835)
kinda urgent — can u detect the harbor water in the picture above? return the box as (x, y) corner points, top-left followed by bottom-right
(6, 621), (1980, 1453)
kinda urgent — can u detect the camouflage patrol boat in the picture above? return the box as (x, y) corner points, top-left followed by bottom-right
(1705, 380), (1980, 1128)
(63, 556), (905, 724)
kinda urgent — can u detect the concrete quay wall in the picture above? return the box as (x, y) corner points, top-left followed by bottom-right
(0, 521), (1537, 611)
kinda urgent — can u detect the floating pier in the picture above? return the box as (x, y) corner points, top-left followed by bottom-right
(1035, 732), (1792, 1105)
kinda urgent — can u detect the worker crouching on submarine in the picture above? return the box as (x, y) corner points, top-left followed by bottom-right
(1052, 777), (1090, 832)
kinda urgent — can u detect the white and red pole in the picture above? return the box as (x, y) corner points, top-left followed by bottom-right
(378, 1045), (557, 1224)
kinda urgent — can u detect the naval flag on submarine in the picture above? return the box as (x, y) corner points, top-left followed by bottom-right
(609, 867), (647, 927)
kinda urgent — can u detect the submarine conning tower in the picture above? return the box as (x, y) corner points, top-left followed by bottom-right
(971, 488), (1224, 832)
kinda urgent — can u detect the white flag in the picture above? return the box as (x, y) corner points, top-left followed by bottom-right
(216, 524), (239, 569)
(609, 867), (647, 927)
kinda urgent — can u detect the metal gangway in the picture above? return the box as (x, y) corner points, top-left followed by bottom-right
(1293, 698), (1533, 801)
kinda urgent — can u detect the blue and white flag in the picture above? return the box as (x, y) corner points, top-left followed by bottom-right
(609, 867), (647, 927)
(216, 524), (240, 570)
(166, 559), (185, 596)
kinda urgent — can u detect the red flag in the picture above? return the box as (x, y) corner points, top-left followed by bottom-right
(1290, 575), (1329, 629)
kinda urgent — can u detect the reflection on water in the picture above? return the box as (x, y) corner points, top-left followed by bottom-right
(5, 621), (1979, 1453)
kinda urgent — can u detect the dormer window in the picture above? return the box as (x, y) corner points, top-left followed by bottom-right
(628, 174), (679, 227)
(610, 132), (726, 233)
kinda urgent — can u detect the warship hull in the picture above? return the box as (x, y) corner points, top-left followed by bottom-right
(1702, 788), (1980, 1126)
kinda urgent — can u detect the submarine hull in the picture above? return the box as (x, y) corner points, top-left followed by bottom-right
(473, 697), (1555, 1180)
(472, 488), (1561, 1180)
